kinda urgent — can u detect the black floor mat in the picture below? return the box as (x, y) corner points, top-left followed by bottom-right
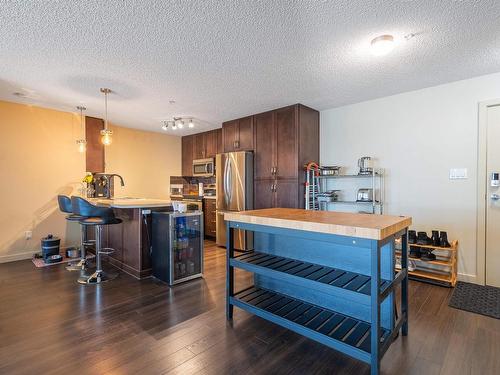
(449, 281), (500, 319)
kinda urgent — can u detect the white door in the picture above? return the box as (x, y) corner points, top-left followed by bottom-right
(486, 105), (500, 287)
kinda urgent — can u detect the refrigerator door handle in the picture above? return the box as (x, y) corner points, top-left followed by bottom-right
(227, 157), (233, 205)
(224, 157), (230, 207)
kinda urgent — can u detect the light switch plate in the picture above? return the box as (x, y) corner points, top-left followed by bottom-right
(449, 168), (468, 179)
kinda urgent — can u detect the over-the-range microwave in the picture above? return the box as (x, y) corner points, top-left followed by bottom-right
(192, 158), (215, 177)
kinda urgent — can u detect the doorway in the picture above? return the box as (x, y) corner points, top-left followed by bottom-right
(478, 100), (500, 287)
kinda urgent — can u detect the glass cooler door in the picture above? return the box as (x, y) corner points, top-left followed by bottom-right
(170, 212), (203, 284)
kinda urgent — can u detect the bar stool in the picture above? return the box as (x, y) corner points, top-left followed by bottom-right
(71, 197), (122, 284)
(57, 195), (92, 272)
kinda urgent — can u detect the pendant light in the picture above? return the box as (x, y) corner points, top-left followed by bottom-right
(188, 118), (194, 128)
(76, 106), (87, 153)
(100, 88), (113, 145)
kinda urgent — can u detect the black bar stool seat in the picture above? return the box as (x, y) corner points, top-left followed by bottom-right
(71, 196), (122, 284)
(57, 195), (91, 272)
(80, 217), (122, 226)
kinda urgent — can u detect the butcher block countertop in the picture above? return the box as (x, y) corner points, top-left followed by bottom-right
(90, 198), (172, 209)
(224, 208), (412, 240)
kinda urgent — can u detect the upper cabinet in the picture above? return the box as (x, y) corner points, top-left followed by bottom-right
(182, 135), (194, 176)
(193, 133), (206, 160)
(85, 116), (105, 173)
(222, 116), (254, 152)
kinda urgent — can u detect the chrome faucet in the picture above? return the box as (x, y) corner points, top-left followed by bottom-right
(108, 174), (125, 187)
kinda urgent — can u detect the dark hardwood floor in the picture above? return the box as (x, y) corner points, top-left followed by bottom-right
(1, 240), (499, 375)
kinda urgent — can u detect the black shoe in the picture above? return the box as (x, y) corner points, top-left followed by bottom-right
(431, 230), (440, 247)
(408, 230), (417, 244)
(421, 249), (436, 261)
(417, 231), (432, 245)
(439, 231), (451, 247)
(410, 246), (421, 258)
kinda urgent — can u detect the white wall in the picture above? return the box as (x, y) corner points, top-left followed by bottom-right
(320, 72), (500, 283)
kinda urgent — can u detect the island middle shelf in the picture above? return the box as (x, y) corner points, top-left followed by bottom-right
(231, 251), (394, 302)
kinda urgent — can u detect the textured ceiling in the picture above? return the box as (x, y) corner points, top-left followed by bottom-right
(1, 0), (500, 135)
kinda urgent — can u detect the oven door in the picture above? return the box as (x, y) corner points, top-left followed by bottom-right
(192, 158), (214, 176)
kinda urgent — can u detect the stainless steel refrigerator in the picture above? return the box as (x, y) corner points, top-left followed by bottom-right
(216, 151), (253, 250)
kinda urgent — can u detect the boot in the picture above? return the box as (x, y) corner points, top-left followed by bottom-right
(431, 230), (440, 247)
(410, 246), (421, 258)
(417, 231), (432, 245)
(421, 249), (436, 261)
(408, 230), (417, 244)
(439, 231), (451, 248)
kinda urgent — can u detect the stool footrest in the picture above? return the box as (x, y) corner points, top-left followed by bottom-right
(99, 247), (115, 255)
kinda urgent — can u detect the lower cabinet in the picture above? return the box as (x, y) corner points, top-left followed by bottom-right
(275, 179), (299, 208)
(203, 198), (217, 238)
(254, 178), (299, 209)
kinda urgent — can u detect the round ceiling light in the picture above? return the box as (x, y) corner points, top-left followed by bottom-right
(370, 35), (395, 56)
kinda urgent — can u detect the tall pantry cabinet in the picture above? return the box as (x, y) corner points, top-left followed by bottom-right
(252, 104), (319, 209)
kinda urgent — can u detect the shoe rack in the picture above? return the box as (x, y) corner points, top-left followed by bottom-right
(396, 240), (458, 287)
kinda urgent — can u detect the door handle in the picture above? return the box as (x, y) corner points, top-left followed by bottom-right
(491, 193), (500, 201)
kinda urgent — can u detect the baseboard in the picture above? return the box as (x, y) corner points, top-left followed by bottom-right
(458, 272), (478, 284)
(0, 251), (34, 263)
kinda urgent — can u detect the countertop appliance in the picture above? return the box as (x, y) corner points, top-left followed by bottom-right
(203, 183), (216, 197)
(356, 188), (373, 202)
(358, 157), (373, 175)
(193, 158), (215, 177)
(216, 151), (253, 250)
(92, 173), (125, 198)
(151, 211), (203, 285)
(170, 183), (183, 199)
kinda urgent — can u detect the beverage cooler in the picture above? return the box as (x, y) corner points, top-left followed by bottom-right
(152, 211), (203, 285)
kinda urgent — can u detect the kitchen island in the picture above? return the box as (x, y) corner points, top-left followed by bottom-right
(224, 208), (411, 375)
(91, 198), (172, 278)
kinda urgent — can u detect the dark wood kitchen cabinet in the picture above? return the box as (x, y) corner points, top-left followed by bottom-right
(85, 116), (105, 173)
(203, 198), (217, 238)
(222, 116), (254, 152)
(216, 128), (223, 154)
(204, 129), (219, 158)
(182, 135), (194, 176)
(253, 104), (319, 209)
(193, 133), (206, 160)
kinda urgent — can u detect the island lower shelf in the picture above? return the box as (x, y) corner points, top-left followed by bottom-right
(231, 286), (393, 362)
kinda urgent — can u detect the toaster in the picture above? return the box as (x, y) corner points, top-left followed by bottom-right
(356, 188), (373, 202)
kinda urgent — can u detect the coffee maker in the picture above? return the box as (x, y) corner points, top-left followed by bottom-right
(90, 173), (125, 198)
(358, 157), (373, 175)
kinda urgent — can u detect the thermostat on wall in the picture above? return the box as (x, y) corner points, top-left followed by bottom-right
(449, 168), (468, 179)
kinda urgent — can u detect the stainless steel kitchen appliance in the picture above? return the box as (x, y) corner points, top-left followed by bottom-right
(356, 188), (374, 202)
(151, 211), (204, 285)
(216, 151), (253, 250)
(192, 158), (215, 177)
(358, 157), (373, 175)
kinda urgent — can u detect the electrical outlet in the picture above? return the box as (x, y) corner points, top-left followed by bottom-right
(25, 231), (32, 240)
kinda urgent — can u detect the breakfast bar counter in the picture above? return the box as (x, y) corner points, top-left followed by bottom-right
(89, 198), (172, 278)
(224, 208), (411, 375)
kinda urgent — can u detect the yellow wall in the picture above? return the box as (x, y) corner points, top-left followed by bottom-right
(0, 100), (181, 262)
(106, 124), (180, 199)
